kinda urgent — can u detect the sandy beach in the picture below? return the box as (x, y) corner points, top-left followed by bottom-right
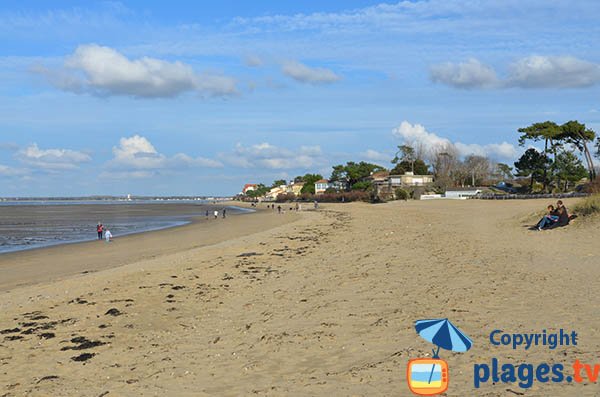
(1, 198), (599, 396)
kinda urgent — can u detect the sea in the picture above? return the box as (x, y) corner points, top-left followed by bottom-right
(0, 200), (252, 254)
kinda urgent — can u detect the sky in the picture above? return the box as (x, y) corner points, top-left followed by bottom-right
(1, 0), (599, 196)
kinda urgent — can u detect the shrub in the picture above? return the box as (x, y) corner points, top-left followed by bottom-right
(573, 194), (600, 217)
(395, 188), (409, 201)
(275, 193), (296, 202)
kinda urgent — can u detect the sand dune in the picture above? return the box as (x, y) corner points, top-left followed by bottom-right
(1, 199), (598, 396)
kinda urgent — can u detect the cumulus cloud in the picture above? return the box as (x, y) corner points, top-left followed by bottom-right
(108, 135), (222, 175)
(0, 164), (27, 177)
(282, 60), (341, 84)
(430, 58), (498, 89)
(220, 142), (325, 169)
(16, 143), (91, 170)
(431, 56), (600, 89)
(361, 149), (391, 162)
(507, 55), (600, 88)
(392, 121), (517, 160)
(37, 44), (238, 98)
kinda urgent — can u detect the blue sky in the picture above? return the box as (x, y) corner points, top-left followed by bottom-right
(1, 0), (599, 196)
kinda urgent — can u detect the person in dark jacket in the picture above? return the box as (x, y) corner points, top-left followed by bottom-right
(547, 206), (570, 229)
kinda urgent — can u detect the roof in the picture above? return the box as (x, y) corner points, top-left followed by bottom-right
(370, 171), (390, 180)
(243, 183), (257, 189)
(315, 179), (329, 183)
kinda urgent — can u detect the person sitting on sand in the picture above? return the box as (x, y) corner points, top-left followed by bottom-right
(536, 205), (559, 230)
(548, 205), (570, 229)
(105, 228), (112, 242)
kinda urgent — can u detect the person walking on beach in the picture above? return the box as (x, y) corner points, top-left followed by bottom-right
(104, 228), (112, 242)
(314, 200), (319, 209)
(277, 205), (282, 214)
(214, 210), (219, 219)
(205, 210), (209, 219)
(96, 223), (103, 240)
(222, 208), (227, 218)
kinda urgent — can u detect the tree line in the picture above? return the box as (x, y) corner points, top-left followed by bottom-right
(244, 119), (598, 198)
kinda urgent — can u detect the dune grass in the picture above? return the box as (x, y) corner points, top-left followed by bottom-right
(573, 194), (600, 217)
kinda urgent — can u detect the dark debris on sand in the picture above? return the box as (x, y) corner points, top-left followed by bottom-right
(237, 252), (263, 257)
(105, 308), (122, 316)
(61, 336), (106, 351)
(71, 352), (95, 362)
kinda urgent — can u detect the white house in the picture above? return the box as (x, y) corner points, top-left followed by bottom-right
(314, 179), (348, 195)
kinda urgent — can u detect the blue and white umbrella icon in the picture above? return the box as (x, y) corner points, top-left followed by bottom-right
(415, 318), (473, 384)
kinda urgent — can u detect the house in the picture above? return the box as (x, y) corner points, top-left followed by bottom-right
(389, 172), (434, 187)
(242, 184), (257, 194)
(372, 171), (434, 200)
(287, 182), (305, 196)
(314, 179), (348, 195)
(444, 188), (481, 199)
(264, 184), (287, 201)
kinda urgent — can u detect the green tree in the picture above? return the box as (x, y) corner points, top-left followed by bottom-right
(297, 173), (323, 194)
(391, 159), (429, 175)
(558, 121), (596, 180)
(245, 183), (269, 198)
(518, 121), (562, 191)
(352, 181), (372, 191)
(553, 151), (588, 191)
(271, 179), (287, 188)
(514, 148), (552, 192)
(496, 163), (513, 179)
(330, 161), (385, 187)
(392, 144), (416, 173)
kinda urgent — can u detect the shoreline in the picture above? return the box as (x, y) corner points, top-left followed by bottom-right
(0, 203), (298, 292)
(0, 203), (254, 256)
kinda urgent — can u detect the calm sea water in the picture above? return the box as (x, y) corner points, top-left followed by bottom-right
(0, 200), (252, 254)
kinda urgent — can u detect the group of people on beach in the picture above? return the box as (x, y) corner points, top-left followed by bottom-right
(533, 200), (571, 231)
(205, 209), (227, 219)
(96, 223), (112, 242)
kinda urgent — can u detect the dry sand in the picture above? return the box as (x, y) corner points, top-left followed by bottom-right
(0, 198), (599, 396)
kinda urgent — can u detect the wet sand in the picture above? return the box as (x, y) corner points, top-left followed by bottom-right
(1, 198), (599, 396)
(0, 204), (297, 291)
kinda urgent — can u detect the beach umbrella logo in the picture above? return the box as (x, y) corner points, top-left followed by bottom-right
(407, 318), (473, 396)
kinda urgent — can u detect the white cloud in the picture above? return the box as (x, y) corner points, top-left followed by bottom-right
(0, 164), (27, 177)
(220, 142), (324, 169)
(361, 149), (390, 163)
(432, 56), (600, 89)
(507, 55), (600, 88)
(430, 58), (498, 89)
(392, 121), (517, 160)
(17, 143), (91, 170)
(392, 121), (450, 149)
(244, 54), (264, 67)
(38, 44), (238, 98)
(282, 60), (340, 84)
(108, 135), (223, 175)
